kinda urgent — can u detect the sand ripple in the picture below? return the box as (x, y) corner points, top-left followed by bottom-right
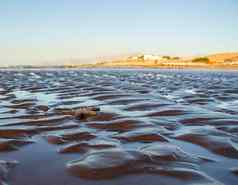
(0, 69), (238, 185)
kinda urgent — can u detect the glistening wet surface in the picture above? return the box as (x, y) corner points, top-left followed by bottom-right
(0, 69), (238, 185)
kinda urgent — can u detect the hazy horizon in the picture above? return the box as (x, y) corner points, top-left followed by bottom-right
(1, 0), (238, 66)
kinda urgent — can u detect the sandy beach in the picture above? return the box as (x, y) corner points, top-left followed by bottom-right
(0, 69), (238, 185)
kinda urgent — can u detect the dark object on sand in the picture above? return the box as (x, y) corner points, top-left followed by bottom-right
(55, 106), (100, 120)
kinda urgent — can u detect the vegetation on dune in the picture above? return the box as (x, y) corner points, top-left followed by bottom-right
(224, 59), (232, 63)
(138, 55), (145, 61)
(162, 56), (171, 60)
(162, 56), (180, 60)
(192, 57), (210, 63)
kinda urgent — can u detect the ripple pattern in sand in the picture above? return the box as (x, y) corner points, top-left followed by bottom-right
(0, 69), (238, 185)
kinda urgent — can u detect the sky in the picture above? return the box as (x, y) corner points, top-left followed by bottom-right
(0, 0), (238, 66)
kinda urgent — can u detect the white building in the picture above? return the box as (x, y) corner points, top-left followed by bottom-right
(128, 54), (163, 61)
(143, 55), (163, 60)
(128, 56), (139, 60)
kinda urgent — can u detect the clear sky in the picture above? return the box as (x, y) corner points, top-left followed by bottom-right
(1, 0), (238, 66)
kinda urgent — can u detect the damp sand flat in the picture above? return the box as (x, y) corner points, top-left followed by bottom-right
(0, 69), (238, 185)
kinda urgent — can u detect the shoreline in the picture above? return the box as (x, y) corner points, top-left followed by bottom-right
(1, 66), (238, 71)
(1, 64), (238, 71)
(64, 63), (238, 71)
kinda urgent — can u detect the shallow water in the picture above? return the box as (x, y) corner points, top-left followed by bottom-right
(0, 69), (238, 185)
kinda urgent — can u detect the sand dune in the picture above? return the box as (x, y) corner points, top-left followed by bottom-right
(64, 52), (238, 69)
(86, 52), (238, 69)
(207, 52), (238, 63)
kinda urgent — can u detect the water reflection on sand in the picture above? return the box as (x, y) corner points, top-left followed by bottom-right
(0, 69), (238, 185)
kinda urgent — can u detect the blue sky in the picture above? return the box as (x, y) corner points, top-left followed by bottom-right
(1, 0), (238, 65)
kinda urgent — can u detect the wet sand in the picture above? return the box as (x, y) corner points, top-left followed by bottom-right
(0, 69), (238, 185)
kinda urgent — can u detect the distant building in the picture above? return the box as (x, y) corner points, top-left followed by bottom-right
(224, 59), (238, 65)
(230, 61), (238, 65)
(128, 54), (163, 61)
(142, 54), (163, 60)
(128, 56), (139, 60)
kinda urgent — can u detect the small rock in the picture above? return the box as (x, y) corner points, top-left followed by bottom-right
(74, 109), (97, 119)
(35, 105), (49, 112)
(55, 106), (100, 120)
